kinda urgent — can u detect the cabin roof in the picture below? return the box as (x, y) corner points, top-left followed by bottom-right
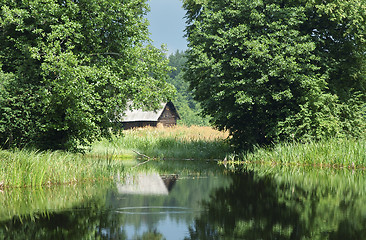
(120, 101), (180, 122)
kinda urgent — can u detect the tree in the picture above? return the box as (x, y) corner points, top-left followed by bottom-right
(183, 0), (366, 148)
(0, 0), (175, 150)
(167, 50), (210, 126)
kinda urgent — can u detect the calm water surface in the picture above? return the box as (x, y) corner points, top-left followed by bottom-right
(1, 161), (366, 239)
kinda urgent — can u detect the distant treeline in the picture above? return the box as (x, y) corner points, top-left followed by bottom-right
(167, 50), (210, 126)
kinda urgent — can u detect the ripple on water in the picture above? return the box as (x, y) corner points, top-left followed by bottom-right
(115, 206), (202, 215)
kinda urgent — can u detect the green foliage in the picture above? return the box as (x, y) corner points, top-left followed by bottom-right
(183, 0), (366, 149)
(0, 0), (175, 151)
(167, 50), (210, 126)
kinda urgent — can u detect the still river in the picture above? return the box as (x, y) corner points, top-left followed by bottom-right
(1, 160), (366, 239)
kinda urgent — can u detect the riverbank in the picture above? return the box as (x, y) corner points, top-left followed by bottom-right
(0, 126), (364, 189)
(0, 126), (229, 189)
(223, 137), (366, 170)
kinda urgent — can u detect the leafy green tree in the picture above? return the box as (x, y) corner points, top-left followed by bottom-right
(168, 50), (188, 80)
(167, 50), (210, 126)
(183, 0), (366, 148)
(0, 0), (175, 150)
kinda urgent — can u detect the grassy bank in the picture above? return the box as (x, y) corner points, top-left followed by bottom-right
(224, 137), (366, 169)
(2, 125), (363, 189)
(92, 125), (230, 160)
(0, 150), (124, 189)
(0, 126), (229, 189)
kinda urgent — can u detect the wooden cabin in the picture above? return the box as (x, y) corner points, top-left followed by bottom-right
(120, 101), (180, 129)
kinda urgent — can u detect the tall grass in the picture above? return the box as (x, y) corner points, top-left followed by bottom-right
(229, 137), (366, 168)
(91, 125), (230, 160)
(0, 126), (229, 189)
(0, 149), (124, 189)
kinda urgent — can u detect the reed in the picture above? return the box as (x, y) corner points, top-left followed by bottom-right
(0, 149), (124, 189)
(230, 137), (366, 169)
(91, 125), (230, 160)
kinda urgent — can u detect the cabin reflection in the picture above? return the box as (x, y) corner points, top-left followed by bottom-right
(117, 173), (178, 196)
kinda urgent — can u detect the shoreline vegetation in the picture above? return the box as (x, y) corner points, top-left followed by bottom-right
(0, 150), (124, 189)
(221, 137), (366, 170)
(0, 125), (365, 189)
(0, 126), (230, 189)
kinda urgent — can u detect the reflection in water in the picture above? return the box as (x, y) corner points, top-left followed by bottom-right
(1, 162), (366, 239)
(187, 166), (366, 239)
(106, 170), (231, 239)
(117, 173), (178, 196)
(0, 183), (113, 240)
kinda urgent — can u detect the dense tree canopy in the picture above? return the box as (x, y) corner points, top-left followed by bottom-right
(0, 0), (175, 150)
(183, 0), (366, 148)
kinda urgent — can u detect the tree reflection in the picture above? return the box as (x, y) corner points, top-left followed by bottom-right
(186, 167), (366, 239)
(186, 170), (300, 239)
(0, 171), (231, 240)
(2, 166), (366, 239)
(0, 199), (126, 240)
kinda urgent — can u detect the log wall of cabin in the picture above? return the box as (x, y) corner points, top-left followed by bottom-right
(123, 121), (157, 130)
(158, 107), (178, 126)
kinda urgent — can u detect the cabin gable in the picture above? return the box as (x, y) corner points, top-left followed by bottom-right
(157, 102), (180, 127)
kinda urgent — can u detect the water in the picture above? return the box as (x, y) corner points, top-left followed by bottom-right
(1, 161), (366, 239)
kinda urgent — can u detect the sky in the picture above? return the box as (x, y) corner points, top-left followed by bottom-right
(146, 0), (188, 55)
